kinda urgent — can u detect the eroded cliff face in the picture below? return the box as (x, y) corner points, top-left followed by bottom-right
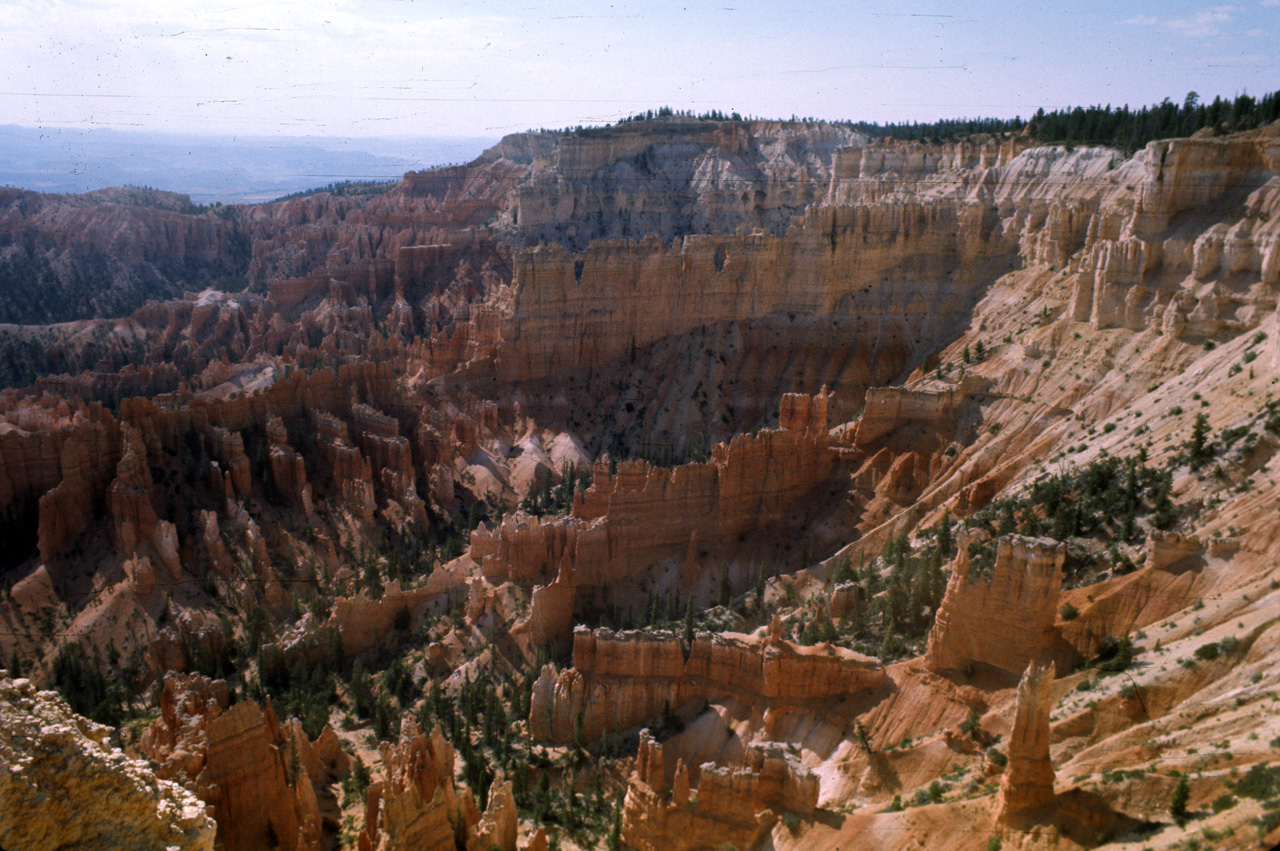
(470, 391), (833, 645)
(486, 199), (1009, 386)
(501, 120), (864, 248)
(0, 672), (215, 851)
(3, 118), (1280, 851)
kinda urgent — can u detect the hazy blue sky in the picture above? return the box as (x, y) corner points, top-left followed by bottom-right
(2, 0), (1276, 138)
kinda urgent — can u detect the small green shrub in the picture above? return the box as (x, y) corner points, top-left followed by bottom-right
(1232, 762), (1280, 800)
(1194, 642), (1221, 661)
(1211, 793), (1237, 813)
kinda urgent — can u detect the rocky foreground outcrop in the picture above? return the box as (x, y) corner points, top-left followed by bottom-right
(0, 672), (215, 851)
(140, 671), (348, 851)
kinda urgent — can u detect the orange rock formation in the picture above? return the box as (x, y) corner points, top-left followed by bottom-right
(530, 624), (883, 744)
(358, 718), (483, 851)
(925, 533), (1068, 677)
(140, 672), (344, 851)
(621, 730), (818, 851)
(996, 661), (1057, 822)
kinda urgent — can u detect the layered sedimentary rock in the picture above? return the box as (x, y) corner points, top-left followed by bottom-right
(1144, 529), (1204, 571)
(266, 414), (315, 514)
(33, 418), (119, 563)
(359, 719), (481, 851)
(327, 572), (461, 657)
(925, 533), (1066, 676)
(996, 661), (1057, 822)
(529, 624), (883, 744)
(351, 402), (428, 527)
(0, 673), (214, 851)
(198, 700), (320, 851)
(1068, 136), (1280, 333)
(487, 198), (1010, 384)
(504, 120), (860, 249)
(621, 730), (818, 851)
(312, 409), (377, 521)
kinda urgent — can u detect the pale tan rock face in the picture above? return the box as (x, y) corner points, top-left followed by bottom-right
(0, 674), (215, 851)
(997, 661), (1057, 821)
(487, 201), (1001, 385)
(467, 778), (518, 851)
(1144, 529), (1203, 571)
(925, 533), (1066, 676)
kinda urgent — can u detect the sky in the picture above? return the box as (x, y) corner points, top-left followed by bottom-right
(1, 0), (1277, 139)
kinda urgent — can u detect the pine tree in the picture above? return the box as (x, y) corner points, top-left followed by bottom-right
(936, 513), (955, 558)
(879, 618), (898, 661)
(607, 800), (624, 850)
(327, 627), (344, 673)
(350, 661), (374, 719)
(1188, 413), (1211, 470)
(1170, 774), (1190, 825)
(683, 598), (695, 646)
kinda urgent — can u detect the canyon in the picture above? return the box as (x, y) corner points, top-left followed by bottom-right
(1, 114), (1279, 850)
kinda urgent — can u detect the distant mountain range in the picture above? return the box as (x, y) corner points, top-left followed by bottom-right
(0, 125), (497, 204)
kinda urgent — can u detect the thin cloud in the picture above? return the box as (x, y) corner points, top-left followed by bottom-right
(1118, 5), (1260, 38)
(1164, 6), (1238, 38)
